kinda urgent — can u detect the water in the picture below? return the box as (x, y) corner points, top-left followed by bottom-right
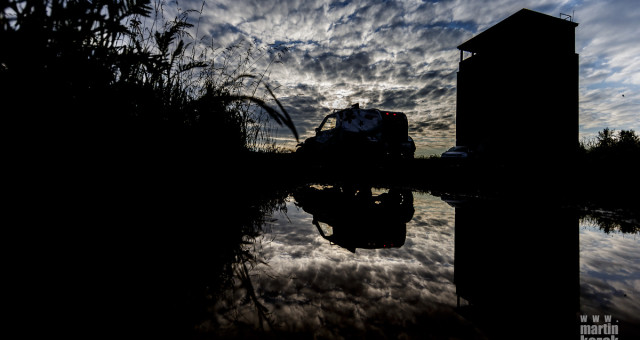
(579, 222), (640, 334)
(203, 186), (640, 339)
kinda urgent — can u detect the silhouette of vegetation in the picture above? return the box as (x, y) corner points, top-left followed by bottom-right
(1, 0), (297, 152)
(191, 187), (290, 337)
(573, 127), (640, 209)
(548, 125), (637, 204)
(578, 127), (640, 177)
(580, 211), (640, 234)
(579, 128), (640, 163)
(1, 2), (303, 336)
(106, 182), (293, 338)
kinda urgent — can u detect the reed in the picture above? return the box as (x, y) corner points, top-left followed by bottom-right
(1, 0), (297, 153)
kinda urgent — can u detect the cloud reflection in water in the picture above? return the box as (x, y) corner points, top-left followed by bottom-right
(211, 191), (479, 338)
(206, 190), (640, 338)
(579, 225), (640, 329)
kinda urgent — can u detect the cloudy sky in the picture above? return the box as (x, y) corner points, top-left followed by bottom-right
(176, 0), (639, 155)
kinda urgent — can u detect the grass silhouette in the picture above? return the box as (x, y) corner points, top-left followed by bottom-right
(1, 0), (297, 155)
(1, 5), (301, 335)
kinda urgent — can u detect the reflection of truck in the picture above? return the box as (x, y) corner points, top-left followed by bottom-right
(293, 184), (414, 253)
(296, 104), (416, 159)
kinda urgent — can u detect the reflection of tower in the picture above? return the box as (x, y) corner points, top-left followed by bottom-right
(451, 197), (578, 338)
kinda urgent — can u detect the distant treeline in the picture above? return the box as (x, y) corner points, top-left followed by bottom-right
(579, 128), (640, 163)
(1, 0), (297, 153)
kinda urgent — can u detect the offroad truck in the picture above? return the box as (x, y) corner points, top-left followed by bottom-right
(296, 104), (416, 159)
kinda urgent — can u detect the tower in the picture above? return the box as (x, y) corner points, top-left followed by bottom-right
(456, 9), (579, 164)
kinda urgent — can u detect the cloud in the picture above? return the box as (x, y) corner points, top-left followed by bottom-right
(412, 113), (456, 133)
(576, 0), (640, 85)
(579, 87), (640, 138)
(182, 0), (470, 153)
(447, 0), (569, 29)
(177, 0), (640, 153)
(574, 0), (640, 137)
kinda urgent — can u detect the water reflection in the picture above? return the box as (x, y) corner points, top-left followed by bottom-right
(204, 187), (464, 338)
(580, 209), (640, 234)
(293, 185), (414, 252)
(449, 196), (579, 338)
(579, 212), (640, 337)
(198, 186), (640, 339)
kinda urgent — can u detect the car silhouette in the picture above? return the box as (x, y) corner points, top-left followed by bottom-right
(296, 104), (416, 160)
(441, 146), (472, 158)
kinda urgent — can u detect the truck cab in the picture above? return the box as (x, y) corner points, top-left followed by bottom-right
(297, 104), (416, 160)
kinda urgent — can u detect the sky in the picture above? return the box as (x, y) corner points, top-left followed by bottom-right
(175, 0), (640, 156)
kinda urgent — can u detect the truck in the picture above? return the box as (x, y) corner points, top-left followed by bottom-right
(296, 104), (416, 160)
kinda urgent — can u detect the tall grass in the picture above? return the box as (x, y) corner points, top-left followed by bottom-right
(2, 3), (300, 334)
(1, 0), (297, 153)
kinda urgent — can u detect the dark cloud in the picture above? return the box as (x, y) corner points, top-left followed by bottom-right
(411, 113), (455, 133)
(180, 0), (640, 152)
(282, 95), (327, 136)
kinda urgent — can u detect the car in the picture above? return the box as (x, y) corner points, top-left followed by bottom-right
(296, 104), (416, 160)
(441, 146), (472, 158)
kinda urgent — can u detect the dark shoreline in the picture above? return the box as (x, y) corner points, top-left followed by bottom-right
(234, 151), (639, 210)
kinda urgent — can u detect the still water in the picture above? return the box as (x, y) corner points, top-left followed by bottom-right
(205, 186), (640, 339)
